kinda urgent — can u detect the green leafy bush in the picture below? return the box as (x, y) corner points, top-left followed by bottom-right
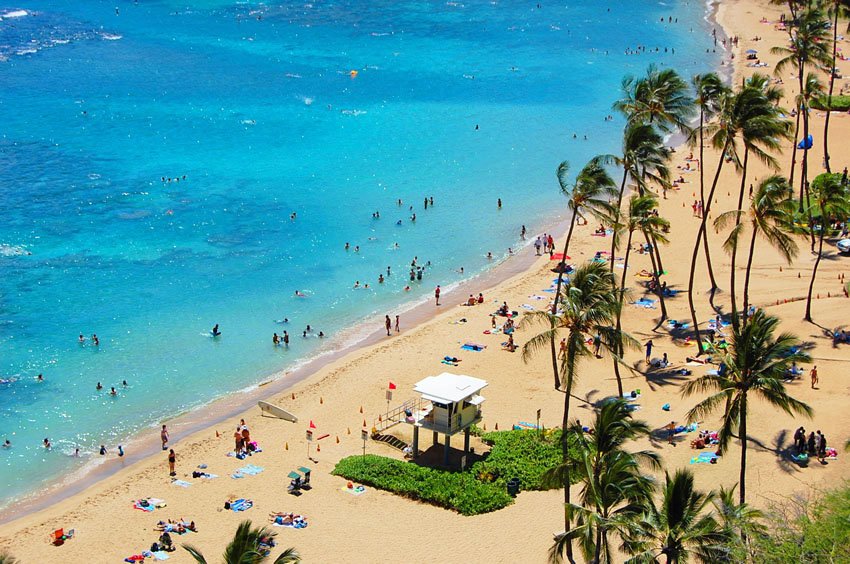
(753, 482), (850, 562)
(812, 95), (850, 111)
(472, 429), (575, 489)
(332, 455), (513, 515)
(332, 429), (575, 514)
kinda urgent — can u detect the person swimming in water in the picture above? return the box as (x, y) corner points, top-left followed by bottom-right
(295, 290), (306, 297)
(211, 324), (221, 336)
(96, 382), (103, 391)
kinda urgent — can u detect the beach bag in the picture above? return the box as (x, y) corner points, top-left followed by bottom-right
(224, 501), (231, 510)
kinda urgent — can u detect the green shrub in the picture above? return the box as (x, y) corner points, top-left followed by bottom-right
(812, 95), (850, 111)
(753, 482), (850, 562)
(332, 455), (513, 515)
(473, 429), (575, 490)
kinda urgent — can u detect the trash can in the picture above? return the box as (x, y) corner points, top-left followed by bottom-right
(506, 477), (520, 497)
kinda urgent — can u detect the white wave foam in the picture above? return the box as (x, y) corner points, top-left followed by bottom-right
(1, 9), (28, 19)
(0, 244), (31, 257)
(340, 109), (367, 116)
(101, 33), (122, 41)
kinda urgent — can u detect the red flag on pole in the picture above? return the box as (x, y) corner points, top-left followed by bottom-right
(309, 420), (317, 429)
(388, 381), (397, 390)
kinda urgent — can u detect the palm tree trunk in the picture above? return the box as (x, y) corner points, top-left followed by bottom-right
(561, 338), (580, 564)
(594, 527), (603, 563)
(739, 392), (748, 506)
(687, 138), (732, 356)
(789, 100), (801, 192)
(797, 63), (808, 213)
(610, 169), (629, 274)
(805, 181), (817, 253)
(824, 5), (839, 174)
(804, 222), (826, 322)
(612, 231), (635, 398)
(698, 113), (720, 295)
(730, 148), (750, 328)
(644, 230), (667, 322)
(549, 210), (580, 389)
(742, 224), (759, 329)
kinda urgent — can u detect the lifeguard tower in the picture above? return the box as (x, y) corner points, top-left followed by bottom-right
(406, 372), (487, 466)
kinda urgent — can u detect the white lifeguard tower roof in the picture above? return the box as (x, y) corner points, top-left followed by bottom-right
(413, 372), (487, 405)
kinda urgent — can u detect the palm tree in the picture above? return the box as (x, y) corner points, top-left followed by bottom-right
(686, 88), (737, 355)
(614, 66), (690, 310)
(614, 65), (695, 133)
(521, 261), (622, 563)
(713, 485), (767, 549)
(724, 75), (788, 325)
(608, 122), (670, 324)
(690, 73), (728, 297)
(183, 520), (301, 564)
(797, 73), (826, 225)
(549, 399), (658, 563)
(822, 0), (850, 172)
(715, 175), (799, 328)
(624, 469), (732, 564)
(771, 7), (830, 198)
(0, 553), (19, 564)
(682, 310), (813, 505)
(804, 172), (850, 321)
(548, 159), (618, 389)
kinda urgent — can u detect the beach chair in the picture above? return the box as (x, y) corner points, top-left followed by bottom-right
(287, 471), (302, 495)
(50, 528), (73, 546)
(298, 466), (312, 490)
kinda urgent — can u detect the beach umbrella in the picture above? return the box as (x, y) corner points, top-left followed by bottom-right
(551, 262), (572, 274)
(745, 49), (758, 54)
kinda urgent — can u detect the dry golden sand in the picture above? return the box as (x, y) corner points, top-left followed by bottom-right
(2, 0), (850, 562)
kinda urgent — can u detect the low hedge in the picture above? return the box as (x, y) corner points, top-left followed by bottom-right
(811, 95), (850, 111)
(332, 454), (513, 515)
(473, 429), (573, 489)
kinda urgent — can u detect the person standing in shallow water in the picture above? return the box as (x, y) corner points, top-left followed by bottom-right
(385, 315), (392, 336)
(161, 425), (169, 450)
(434, 285), (441, 306)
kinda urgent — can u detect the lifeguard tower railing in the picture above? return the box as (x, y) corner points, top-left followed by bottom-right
(373, 398), (419, 434)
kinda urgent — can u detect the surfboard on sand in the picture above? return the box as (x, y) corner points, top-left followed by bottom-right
(258, 400), (298, 423)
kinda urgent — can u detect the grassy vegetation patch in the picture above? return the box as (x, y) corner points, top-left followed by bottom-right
(333, 429), (572, 515)
(812, 95), (850, 111)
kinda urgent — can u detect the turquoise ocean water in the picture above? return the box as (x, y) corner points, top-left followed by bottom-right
(0, 0), (718, 507)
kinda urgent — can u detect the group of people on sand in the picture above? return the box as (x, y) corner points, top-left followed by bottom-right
(534, 234), (555, 256)
(794, 426), (833, 463)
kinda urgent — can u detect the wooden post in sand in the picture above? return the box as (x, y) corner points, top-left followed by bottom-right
(361, 428), (368, 457)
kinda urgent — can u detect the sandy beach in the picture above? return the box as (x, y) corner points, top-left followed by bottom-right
(2, 0), (850, 561)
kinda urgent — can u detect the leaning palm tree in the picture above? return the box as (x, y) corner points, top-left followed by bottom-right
(771, 7), (830, 195)
(689, 73), (728, 297)
(521, 261), (622, 563)
(804, 172), (850, 322)
(686, 87), (737, 355)
(624, 469), (732, 564)
(547, 159), (618, 389)
(183, 520), (301, 564)
(724, 75), (789, 326)
(823, 0), (850, 172)
(682, 310), (813, 505)
(549, 399), (658, 563)
(614, 65), (695, 133)
(715, 175), (799, 328)
(609, 195), (669, 391)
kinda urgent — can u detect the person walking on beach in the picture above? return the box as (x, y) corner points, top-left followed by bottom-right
(434, 285), (441, 306)
(534, 237), (541, 256)
(385, 315), (392, 336)
(645, 340), (654, 364)
(168, 449), (176, 477)
(395, 315), (400, 333)
(161, 425), (169, 451)
(811, 365), (818, 389)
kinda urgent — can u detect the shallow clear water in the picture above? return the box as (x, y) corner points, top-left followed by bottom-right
(0, 0), (717, 505)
